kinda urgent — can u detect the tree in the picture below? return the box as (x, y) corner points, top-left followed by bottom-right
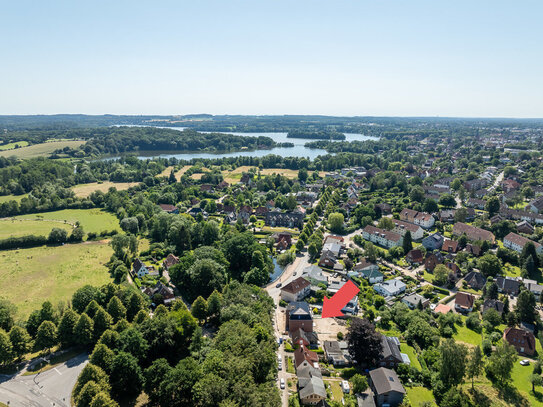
(530, 373), (543, 393)
(328, 212), (344, 234)
(308, 242), (319, 259)
(515, 290), (537, 324)
(483, 308), (501, 331)
(72, 285), (102, 314)
(110, 352), (144, 398)
(191, 296), (208, 323)
(9, 326), (30, 359)
(58, 309), (79, 347)
(48, 227), (68, 244)
(439, 339), (468, 388)
(298, 168), (308, 183)
(126, 293), (145, 322)
(206, 290), (222, 321)
(377, 217), (394, 231)
(89, 392), (119, 407)
(347, 318), (383, 367)
(107, 296), (127, 323)
(0, 329), (12, 365)
(433, 264), (448, 286)
(351, 373), (368, 393)
(466, 345), (484, 389)
(477, 254), (502, 277)
(521, 241), (540, 269)
(485, 196), (500, 217)
(119, 328), (149, 361)
(35, 320), (57, 351)
(409, 186), (425, 203)
(0, 299), (16, 332)
(75, 380), (102, 407)
(90, 343), (115, 373)
(73, 364), (110, 401)
(402, 231), (413, 254)
(168, 169), (177, 184)
(74, 313), (94, 346)
(439, 194), (456, 208)
(423, 198), (438, 213)
(144, 358), (172, 405)
(485, 282), (499, 300)
(486, 342), (517, 386)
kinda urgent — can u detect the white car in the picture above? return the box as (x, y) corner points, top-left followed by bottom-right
(520, 359), (530, 366)
(280, 378), (285, 389)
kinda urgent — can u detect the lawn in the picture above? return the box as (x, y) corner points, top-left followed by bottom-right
(324, 380), (344, 401)
(511, 358), (543, 406)
(400, 343), (422, 370)
(15, 209), (120, 234)
(0, 141), (29, 150)
(0, 194), (28, 203)
(0, 241), (112, 318)
(453, 323), (483, 346)
(0, 219), (72, 239)
(406, 387), (436, 406)
(72, 182), (140, 198)
(0, 140), (85, 159)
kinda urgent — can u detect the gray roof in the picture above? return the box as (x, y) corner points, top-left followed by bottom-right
(299, 377), (327, 399)
(402, 293), (427, 307)
(369, 367), (406, 396)
(380, 336), (403, 363)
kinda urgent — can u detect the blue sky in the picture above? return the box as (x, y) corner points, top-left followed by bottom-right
(1, 0), (542, 117)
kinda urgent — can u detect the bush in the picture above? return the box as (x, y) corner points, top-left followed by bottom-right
(279, 300), (287, 307)
(482, 339), (492, 356)
(466, 313), (481, 333)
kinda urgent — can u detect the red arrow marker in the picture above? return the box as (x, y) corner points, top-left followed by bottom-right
(322, 280), (360, 318)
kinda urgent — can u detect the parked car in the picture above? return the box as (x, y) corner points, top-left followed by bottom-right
(276, 282), (282, 288)
(520, 359), (530, 366)
(280, 378), (285, 389)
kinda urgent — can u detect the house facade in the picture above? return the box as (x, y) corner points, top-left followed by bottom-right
(503, 232), (543, 254)
(281, 277), (311, 302)
(362, 226), (403, 249)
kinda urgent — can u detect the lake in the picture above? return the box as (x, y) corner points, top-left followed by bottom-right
(116, 126), (377, 160)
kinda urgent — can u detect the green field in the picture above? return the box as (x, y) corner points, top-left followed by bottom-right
(0, 140), (85, 159)
(0, 219), (72, 239)
(0, 194), (28, 203)
(0, 242), (112, 318)
(400, 342), (422, 370)
(406, 387), (436, 406)
(0, 141), (29, 151)
(453, 323), (483, 346)
(14, 209), (120, 234)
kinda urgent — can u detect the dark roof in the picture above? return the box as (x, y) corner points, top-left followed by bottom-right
(453, 222), (495, 242)
(380, 335), (402, 362)
(281, 277), (310, 294)
(369, 367), (406, 396)
(482, 299), (505, 314)
(464, 271), (486, 290)
(496, 276), (520, 294)
(455, 292), (475, 309)
(504, 327), (536, 354)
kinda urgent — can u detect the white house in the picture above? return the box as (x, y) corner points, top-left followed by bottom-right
(503, 232), (543, 254)
(373, 278), (407, 297)
(391, 219), (424, 241)
(132, 258), (149, 278)
(399, 208), (435, 229)
(362, 225), (403, 249)
(280, 277), (311, 302)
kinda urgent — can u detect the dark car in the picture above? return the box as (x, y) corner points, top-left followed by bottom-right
(276, 282), (282, 288)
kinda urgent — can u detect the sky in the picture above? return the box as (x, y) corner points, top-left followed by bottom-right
(1, 0), (542, 117)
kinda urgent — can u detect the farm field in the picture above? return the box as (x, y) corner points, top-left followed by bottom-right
(0, 141), (29, 150)
(0, 219), (72, 239)
(0, 194), (28, 203)
(0, 241), (112, 318)
(221, 166), (309, 183)
(0, 140), (85, 159)
(72, 181), (140, 198)
(14, 208), (120, 234)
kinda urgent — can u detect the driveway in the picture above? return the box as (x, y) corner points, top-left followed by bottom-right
(0, 353), (88, 407)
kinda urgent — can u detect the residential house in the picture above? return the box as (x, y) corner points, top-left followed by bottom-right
(322, 241), (343, 257)
(281, 277), (311, 302)
(405, 248), (423, 265)
(434, 304), (451, 315)
(391, 219), (424, 240)
(323, 341), (349, 366)
(500, 207), (543, 225)
(158, 204), (179, 214)
(353, 261), (383, 284)
(286, 302), (313, 333)
(399, 208), (435, 229)
(438, 209), (455, 223)
(442, 240), (459, 253)
(369, 367), (406, 407)
(502, 179), (521, 193)
(452, 222), (495, 244)
(504, 327), (536, 356)
(422, 233), (444, 251)
(297, 361), (326, 405)
(496, 276), (520, 296)
(294, 344), (319, 368)
(142, 282), (175, 302)
(402, 293), (430, 309)
(463, 243), (482, 257)
(266, 210), (305, 229)
(464, 271), (486, 290)
(503, 232), (543, 255)
(375, 203), (392, 215)
(464, 179), (487, 192)
(318, 250), (339, 269)
(528, 196), (543, 214)
(132, 258), (150, 278)
(466, 198), (485, 210)
(424, 252), (444, 272)
(378, 336), (408, 368)
(162, 253), (179, 270)
(373, 279), (406, 297)
(524, 279), (543, 299)
(302, 265), (328, 287)
(455, 292), (475, 313)
(291, 328), (319, 349)
(362, 226), (403, 249)
(482, 299), (505, 315)
(517, 220), (535, 235)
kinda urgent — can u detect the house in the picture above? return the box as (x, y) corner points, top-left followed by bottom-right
(217, 180), (229, 190)
(142, 282), (175, 302)
(466, 198), (486, 210)
(302, 265), (328, 286)
(353, 261), (384, 284)
(496, 276), (520, 296)
(318, 250), (339, 269)
(528, 196), (543, 214)
(158, 204), (179, 214)
(286, 302), (313, 333)
(323, 341), (349, 366)
(291, 328), (319, 349)
(378, 336), (407, 368)
(281, 277), (311, 302)
(442, 240), (459, 253)
(463, 243), (482, 257)
(200, 184), (214, 193)
(482, 299), (505, 315)
(375, 203), (392, 215)
(503, 327), (536, 356)
(369, 367), (406, 407)
(463, 271), (486, 290)
(402, 293), (430, 309)
(405, 249), (424, 265)
(502, 179), (521, 193)
(188, 207), (208, 219)
(362, 226), (403, 249)
(322, 241), (343, 257)
(524, 279), (543, 298)
(500, 207), (543, 225)
(434, 304), (451, 315)
(464, 179), (487, 192)
(266, 210), (304, 229)
(324, 235), (345, 245)
(132, 258), (150, 278)
(452, 222), (495, 244)
(422, 233), (444, 251)
(490, 214), (504, 225)
(503, 232), (543, 255)
(424, 252), (444, 272)
(391, 219), (424, 241)
(517, 220), (535, 235)
(439, 209), (455, 223)
(399, 208), (435, 229)
(255, 206), (268, 216)
(341, 295), (359, 315)
(162, 253), (179, 270)
(294, 344), (319, 368)
(373, 279), (406, 297)
(455, 292), (475, 313)
(298, 375), (326, 405)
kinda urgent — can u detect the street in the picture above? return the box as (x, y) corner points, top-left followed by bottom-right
(0, 353), (88, 407)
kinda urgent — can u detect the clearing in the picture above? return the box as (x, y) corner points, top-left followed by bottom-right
(0, 219), (72, 239)
(0, 194), (28, 204)
(0, 140), (85, 159)
(0, 241), (112, 318)
(406, 387), (436, 406)
(14, 208), (120, 234)
(0, 141), (29, 151)
(72, 182), (140, 198)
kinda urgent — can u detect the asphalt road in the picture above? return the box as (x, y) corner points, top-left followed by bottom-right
(0, 353), (88, 407)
